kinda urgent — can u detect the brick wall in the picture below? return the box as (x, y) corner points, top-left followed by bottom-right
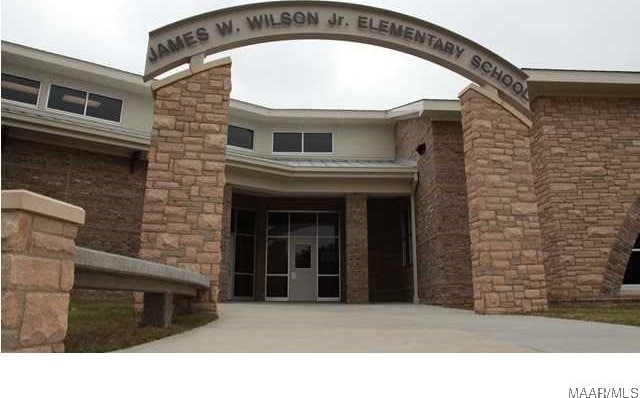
(1, 134), (147, 257)
(395, 117), (473, 306)
(138, 62), (231, 313)
(367, 198), (413, 302)
(530, 96), (640, 301)
(218, 184), (233, 301)
(345, 194), (369, 303)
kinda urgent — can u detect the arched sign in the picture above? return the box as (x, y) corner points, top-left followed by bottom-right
(145, 1), (530, 112)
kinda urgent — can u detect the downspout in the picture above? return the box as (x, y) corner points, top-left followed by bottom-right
(410, 105), (427, 304)
(411, 172), (419, 304)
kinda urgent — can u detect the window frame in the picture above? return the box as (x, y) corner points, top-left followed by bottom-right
(622, 235), (640, 291)
(400, 208), (414, 269)
(623, 246), (640, 286)
(45, 83), (124, 124)
(271, 131), (334, 155)
(227, 124), (255, 152)
(1, 73), (42, 108)
(265, 210), (341, 302)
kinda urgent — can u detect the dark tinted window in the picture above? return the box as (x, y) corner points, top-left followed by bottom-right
(304, 133), (332, 153)
(266, 276), (288, 297)
(234, 236), (255, 273)
(624, 252), (640, 284)
(48, 85), (86, 114)
(273, 132), (302, 152)
(318, 213), (339, 236)
(1, 73), (40, 105)
(291, 213), (316, 236)
(318, 238), (339, 275)
(295, 244), (312, 269)
(234, 274), (253, 297)
(318, 276), (339, 298)
(86, 93), (122, 122)
(267, 238), (288, 274)
(236, 210), (255, 235)
(624, 234), (640, 285)
(268, 212), (288, 236)
(228, 125), (254, 149)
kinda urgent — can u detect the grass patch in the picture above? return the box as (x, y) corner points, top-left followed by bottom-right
(66, 297), (216, 353)
(539, 302), (640, 327)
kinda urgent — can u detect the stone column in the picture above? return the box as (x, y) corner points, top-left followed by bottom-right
(139, 58), (232, 314)
(345, 193), (369, 303)
(1, 190), (85, 352)
(459, 85), (548, 314)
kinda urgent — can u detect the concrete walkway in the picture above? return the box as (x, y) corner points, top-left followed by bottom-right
(120, 303), (640, 352)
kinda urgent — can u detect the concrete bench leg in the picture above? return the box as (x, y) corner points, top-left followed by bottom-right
(141, 293), (173, 327)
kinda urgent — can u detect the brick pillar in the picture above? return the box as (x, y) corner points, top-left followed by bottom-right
(1, 190), (85, 352)
(218, 184), (233, 301)
(139, 58), (232, 314)
(394, 118), (473, 306)
(345, 193), (369, 303)
(459, 85), (548, 314)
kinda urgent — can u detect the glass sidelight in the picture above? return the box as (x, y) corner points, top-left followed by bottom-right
(265, 211), (340, 301)
(318, 237), (339, 298)
(232, 209), (256, 298)
(266, 237), (288, 298)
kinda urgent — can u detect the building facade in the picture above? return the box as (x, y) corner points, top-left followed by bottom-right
(2, 40), (639, 313)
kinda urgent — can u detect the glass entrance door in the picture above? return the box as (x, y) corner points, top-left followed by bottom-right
(265, 211), (340, 301)
(289, 237), (317, 301)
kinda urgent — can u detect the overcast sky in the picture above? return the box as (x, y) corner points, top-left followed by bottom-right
(2, 0), (639, 109)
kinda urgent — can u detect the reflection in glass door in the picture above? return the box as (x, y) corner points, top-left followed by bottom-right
(265, 211), (340, 301)
(266, 212), (289, 300)
(317, 213), (340, 301)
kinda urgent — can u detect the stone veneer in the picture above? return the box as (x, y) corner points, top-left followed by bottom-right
(138, 60), (231, 314)
(530, 97), (640, 301)
(345, 193), (369, 303)
(1, 190), (85, 352)
(459, 86), (548, 314)
(395, 117), (473, 306)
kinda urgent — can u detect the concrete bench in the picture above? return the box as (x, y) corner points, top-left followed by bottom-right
(74, 247), (210, 327)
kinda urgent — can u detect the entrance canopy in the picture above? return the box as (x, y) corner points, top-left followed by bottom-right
(144, 1), (531, 113)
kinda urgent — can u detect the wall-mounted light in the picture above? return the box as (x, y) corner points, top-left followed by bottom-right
(130, 151), (142, 174)
(415, 143), (426, 156)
